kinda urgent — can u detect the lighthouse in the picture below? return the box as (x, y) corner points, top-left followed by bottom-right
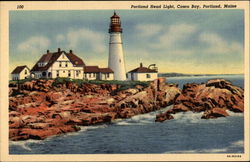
(108, 12), (126, 80)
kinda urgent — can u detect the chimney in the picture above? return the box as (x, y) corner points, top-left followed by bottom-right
(140, 63), (143, 67)
(47, 50), (49, 53)
(58, 48), (61, 52)
(69, 50), (73, 53)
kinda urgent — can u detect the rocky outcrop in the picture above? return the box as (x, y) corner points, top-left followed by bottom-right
(155, 112), (174, 122)
(156, 79), (244, 122)
(9, 78), (181, 141)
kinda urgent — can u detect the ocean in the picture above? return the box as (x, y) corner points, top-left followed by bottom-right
(9, 74), (244, 154)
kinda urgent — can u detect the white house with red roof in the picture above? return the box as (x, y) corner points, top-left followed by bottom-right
(11, 65), (30, 80)
(30, 48), (85, 79)
(127, 63), (158, 81)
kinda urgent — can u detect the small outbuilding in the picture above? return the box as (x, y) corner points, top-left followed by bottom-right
(84, 66), (114, 80)
(127, 63), (158, 81)
(84, 66), (100, 80)
(11, 65), (30, 80)
(99, 68), (114, 80)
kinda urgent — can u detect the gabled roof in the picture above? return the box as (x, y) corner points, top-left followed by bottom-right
(31, 50), (85, 72)
(128, 64), (157, 73)
(99, 68), (114, 73)
(84, 66), (100, 73)
(11, 65), (29, 74)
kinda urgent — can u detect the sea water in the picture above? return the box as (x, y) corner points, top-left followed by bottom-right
(9, 75), (244, 154)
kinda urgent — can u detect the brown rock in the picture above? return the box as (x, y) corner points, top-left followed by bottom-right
(202, 107), (229, 119)
(155, 112), (174, 122)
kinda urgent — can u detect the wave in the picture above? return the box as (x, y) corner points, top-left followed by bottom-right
(164, 140), (244, 154)
(9, 139), (44, 151)
(112, 106), (172, 126)
(226, 110), (244, 117)
(171, 110), (243, 124)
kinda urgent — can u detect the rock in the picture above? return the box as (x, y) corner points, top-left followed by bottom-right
(28, 123), (50, 129)
(172, 79), (244, 114)
(9, 78), (182, 141)
(201, 107), (229, 119)
(155, 112), (174, 122)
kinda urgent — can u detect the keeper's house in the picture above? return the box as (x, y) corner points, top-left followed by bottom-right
(11, 65), (30, 80)
(127, 63), (158, 81)
(30, 48), (85, 79)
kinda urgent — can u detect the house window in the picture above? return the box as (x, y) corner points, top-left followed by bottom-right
(68, 71), (71, 77)
(107, 73), (110, 78)
(63, 71), (65, 73)
(59, 62), (62, 67)
(89, 73), (91, 77)
(65, 62), (68, 67)
(93, 73), (96, 77)
(25, 70), (27, 74)
(85, 74), (87, 78)
(146, 74), (151, 78)
(76, 71), (79, 77)
(57, 70), (59, 77)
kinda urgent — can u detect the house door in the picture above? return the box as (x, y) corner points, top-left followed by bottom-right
(48, 72), (52, 78)
(42, 72), (46, 77)
(131, 73), (134, 81)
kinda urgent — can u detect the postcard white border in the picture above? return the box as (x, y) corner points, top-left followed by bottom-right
(1, 1), (249, 161)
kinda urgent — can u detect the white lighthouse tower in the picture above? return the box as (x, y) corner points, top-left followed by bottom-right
(108, 12), (126, 80)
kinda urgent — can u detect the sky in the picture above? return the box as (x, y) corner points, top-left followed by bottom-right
(9, 10), (244, 74)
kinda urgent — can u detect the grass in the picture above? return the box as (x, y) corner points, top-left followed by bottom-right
(9, 77), (151, 94)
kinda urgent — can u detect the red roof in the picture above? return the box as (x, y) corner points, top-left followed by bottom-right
(31, 50), (85, 72)
(11, 65), (29, 74)
(128, 64), (157, 73)
(84, 66), (114, 73)
(84, 66), (100, 73)
(99, 68), (113, 73)
(111, 12), (120, 18)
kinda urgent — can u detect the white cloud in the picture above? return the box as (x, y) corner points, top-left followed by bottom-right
(135, 24), (163, 37)
(65, 28), (106, 53)
(17, 36), (50, 53)
(199, 32), (243, 55)
(56, 34), (65, 43)
(155, 23), (197, 49)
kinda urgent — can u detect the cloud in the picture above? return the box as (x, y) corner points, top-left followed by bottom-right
(56, 34), (65, 43)
(59, 28), (106, 53)
(199, 32), (243, 55)
(135, 24), (163, 37)
(17, 36), (50, 54)
(155, 23), (197, 49)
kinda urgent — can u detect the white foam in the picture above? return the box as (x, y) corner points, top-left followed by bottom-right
(113, 106), (172, 126)
(171, 111), (242, 124)
(10, 139), (44, 151)
(229, 140), (244, 148)
(226, 110), (244, 117)
(164, 140), (244, 154)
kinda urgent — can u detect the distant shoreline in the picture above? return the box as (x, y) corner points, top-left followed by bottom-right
(158, 73), (243, 78)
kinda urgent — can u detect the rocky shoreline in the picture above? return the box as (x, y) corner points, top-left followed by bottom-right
(155, 79), (244, 122)
(9, 78), (244, 141)
(9, 78), (181, 141)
